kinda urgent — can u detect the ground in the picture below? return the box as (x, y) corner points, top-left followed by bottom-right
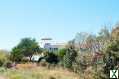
(0, 64), (80, 79)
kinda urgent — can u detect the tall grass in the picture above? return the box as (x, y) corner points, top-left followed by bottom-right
(0, 66), (80, 79)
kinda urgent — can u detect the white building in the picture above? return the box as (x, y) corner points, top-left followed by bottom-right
(40, 38), (66, 52)
(44, 43), (66, 52)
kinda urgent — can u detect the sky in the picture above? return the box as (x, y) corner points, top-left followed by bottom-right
(0, 0), (119, 50)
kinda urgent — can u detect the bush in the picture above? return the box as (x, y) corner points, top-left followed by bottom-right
(0, 51), (10, 67)
(58, 48), (67, 58)
(102, 40), (119, 78)
(45, 52), (59, 64)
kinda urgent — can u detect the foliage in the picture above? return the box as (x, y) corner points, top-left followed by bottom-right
(98, 26), (110, 40)
(111, 25), (119, 40)
(63, 46), (77, 69)
(105, 40), (119, 65)
(0, 50), (10, 67)
(11, 38), (41, 62)
(56, 48), (67, 66)
(100, 40), (118, 79)
(74, 52), (93, 73)
(45, 52), (59, 64)
(58, 48), (67, 58)
(11, 47), (24, 62)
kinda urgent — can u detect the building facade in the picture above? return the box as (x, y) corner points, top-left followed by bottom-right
(44, 43), (66, 52)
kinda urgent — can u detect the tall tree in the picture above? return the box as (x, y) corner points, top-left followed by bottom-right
(96, 26), (111, 46)
(111, 24), (119, 40)
(11, 38), (41, 62)
(63, 41), (77, 69)
(95, 26), (111, 53)
(100, 25), (119, 79)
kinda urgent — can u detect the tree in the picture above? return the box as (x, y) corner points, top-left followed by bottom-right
(11, 38), (41, 62)
(97, 26), (110, 40)
(100, 26), (119, 79)
(91, 26), (111, 64)
(100, 40), (119, 79)
(11, 47), (24, 62)
(111, 25), (119, 40)
(86, 34), (96, 52)
(63, 42), (77, 69)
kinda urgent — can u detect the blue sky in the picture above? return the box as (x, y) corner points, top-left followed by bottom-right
(0, 0), (119, 50)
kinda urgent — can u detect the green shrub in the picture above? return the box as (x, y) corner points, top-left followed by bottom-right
(0, 51), (9, 67)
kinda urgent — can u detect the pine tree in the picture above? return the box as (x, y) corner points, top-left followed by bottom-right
(63, 47), (77, 69)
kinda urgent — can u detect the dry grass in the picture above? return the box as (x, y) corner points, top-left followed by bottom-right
(0, 64), (80, 79)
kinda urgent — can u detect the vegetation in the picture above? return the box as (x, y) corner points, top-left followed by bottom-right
(102, 25), (119, 79)
(58, 48), (67, 59)
(63, 46), (77, 69)
(11, 38), (41, 62)
(0, 67), (80, 79)
(0, 50), (10, 67)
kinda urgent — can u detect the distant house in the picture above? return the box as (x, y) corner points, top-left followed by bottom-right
(44, 43), (66, 52)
